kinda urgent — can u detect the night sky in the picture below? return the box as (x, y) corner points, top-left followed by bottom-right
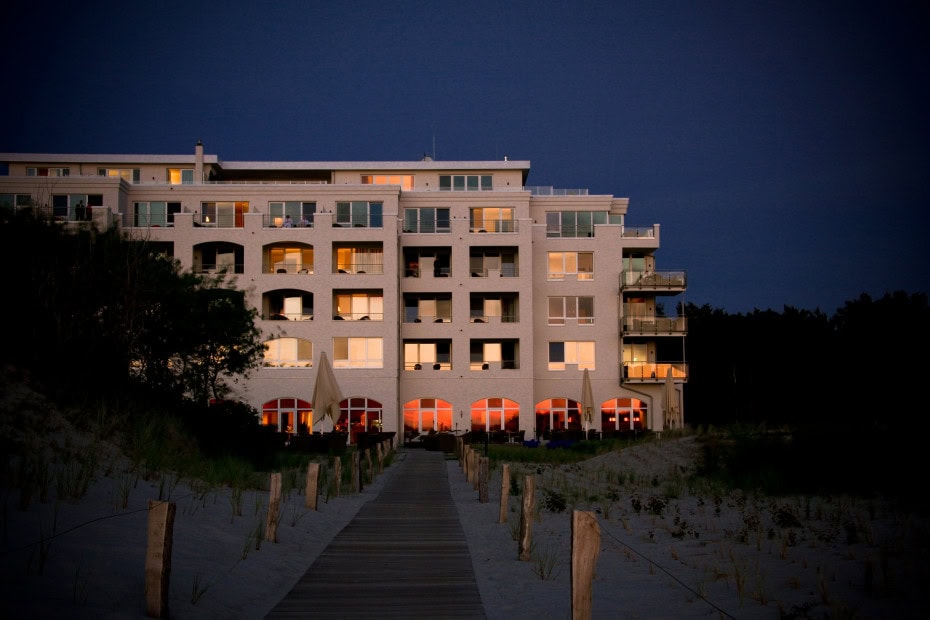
(3, 0), (928, 314)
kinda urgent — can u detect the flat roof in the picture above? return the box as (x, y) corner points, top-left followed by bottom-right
(0, 153), (529, 172)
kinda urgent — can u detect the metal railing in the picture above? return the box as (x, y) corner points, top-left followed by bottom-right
(334, 262), (384, 274)
(470, 220), (518, 233)
(262, 215), (314, 228)
(468, 265), (520, 277)
(620, 270), (687, 289)
(526, 186), (589, 196)
(621, 226), (656, 238)
(622, 362), (688, 381)
(622, 317), (687, 334)
(332, 312), (384, 321)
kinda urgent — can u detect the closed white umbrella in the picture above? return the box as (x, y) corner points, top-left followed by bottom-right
(311, 351), (344, 427)
(663, 366), (679, 429)
(581, 368), (595, 432)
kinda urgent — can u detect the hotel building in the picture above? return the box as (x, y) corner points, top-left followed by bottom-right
(0, 144), (686, 444)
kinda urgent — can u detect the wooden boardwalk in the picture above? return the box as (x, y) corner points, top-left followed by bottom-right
(265, 449), (486, 619)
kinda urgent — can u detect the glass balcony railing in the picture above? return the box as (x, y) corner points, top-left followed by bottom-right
(620, 270), (687, 289)
(622, 362), (688, 382)
(622, 317), (687, 334)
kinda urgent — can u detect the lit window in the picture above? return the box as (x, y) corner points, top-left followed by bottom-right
(333, 337), (383, 368)
(548, 341), (595, 370)
(547, 252), (594, 280)
(269, 201), (316, 227)
(98, 168), (140, 183)
(361, 175), (414, 190)
(470, 207), (514, 232)
(167, 169), (194, 184)
(264, 338), (314, 367)
(334, 291), (383, 321)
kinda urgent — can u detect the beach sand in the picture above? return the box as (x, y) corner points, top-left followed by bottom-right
(2, 436), (928, 619)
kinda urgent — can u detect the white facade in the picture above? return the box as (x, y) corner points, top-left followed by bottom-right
(0, 145), (686, 443)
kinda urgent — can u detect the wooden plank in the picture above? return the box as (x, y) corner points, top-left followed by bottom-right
(265, 450), (485, 619)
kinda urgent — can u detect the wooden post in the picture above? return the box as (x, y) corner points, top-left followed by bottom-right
(571, 510), (601, 620)
(376, 442), (384, 473)
(145, 500), (175, 619)
(352, 450), (361, 493)
(365, 448), (373, 483)
(519, 475), (535, 561)
(305, 462), (320, 510)
(265, 472), (282, 542)
(465, 447), (473, 483)
(499, 463), (511, 523)
(478, 457), (489, 503)
(333, 457), (342, 497)
(458, 437), (465, 468)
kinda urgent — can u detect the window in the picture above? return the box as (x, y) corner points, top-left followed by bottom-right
(98, 168), (140, 183)
(267, 246), (313, 274)
(265, 290), (313, 320)
(470, 397), (520, 432)
(535, 398), (583, 433)
(333, 337), (383, 368)
(404, 398), (454, 435)
(404, 341), (451, 370)
(201, 201), (249, 227)
(470, 207), (514, 232)
(263, 337), (314, 367)
(548, 341), (595, 370)
(470, 340), (519, 370)
(362, 174), (414, 190)
(133, 202), (181, 227)
(601, 398), (646, 432)
(548, 296), (594, 325)
(469, 247), (517, 277)
(545, 211), (617, 237)
(195, 242), (244, 274)
(52, 194), (103, 220)
(262, 397), (312, 434)
(403, 207), (450, 233)
(334, 245), (383, 274)
(335, 397), (383, 442)
(167, 169), (194, 184)
(335, 201), (382, 228)
(269, 201), (316, 227)
(27, 167), (69, 177)
(548, 252), (594, 280)
(405, 295), (452, 323)
(0, 194), (33, 210)
(439, 174), (492, 191)
(334, 291), (383, 321)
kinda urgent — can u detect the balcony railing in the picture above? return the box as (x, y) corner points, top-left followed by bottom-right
(333, 312), (384, 321)
(623, 317), (687, 334)
(263, 263), (313, 274)
(470, 220), (518, 233)
(469, 265), (519, 277)
(622, 362), (688, 382)
(335, 262), (384, 274)
(621, 226), (656, 238)
(620, 270), (687, 289)
(197, 263), (244, 274)
(263, 215), (314, 228)
(265, 312), (314, 321)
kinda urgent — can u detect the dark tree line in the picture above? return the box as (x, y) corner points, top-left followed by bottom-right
(683, 291), (930, 430)
(0, 209), (265, 405)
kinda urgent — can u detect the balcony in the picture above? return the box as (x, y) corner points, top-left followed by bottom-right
(621, 226), (656, 238)
(622, 362), (688, 383)
(470, 220), (518, 233)
(622, 316), (687, 335)
(263, 214), (314, 228)
(620, 270), (687, 291)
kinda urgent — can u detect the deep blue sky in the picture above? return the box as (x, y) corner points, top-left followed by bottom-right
(3, 0), (928, 314)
